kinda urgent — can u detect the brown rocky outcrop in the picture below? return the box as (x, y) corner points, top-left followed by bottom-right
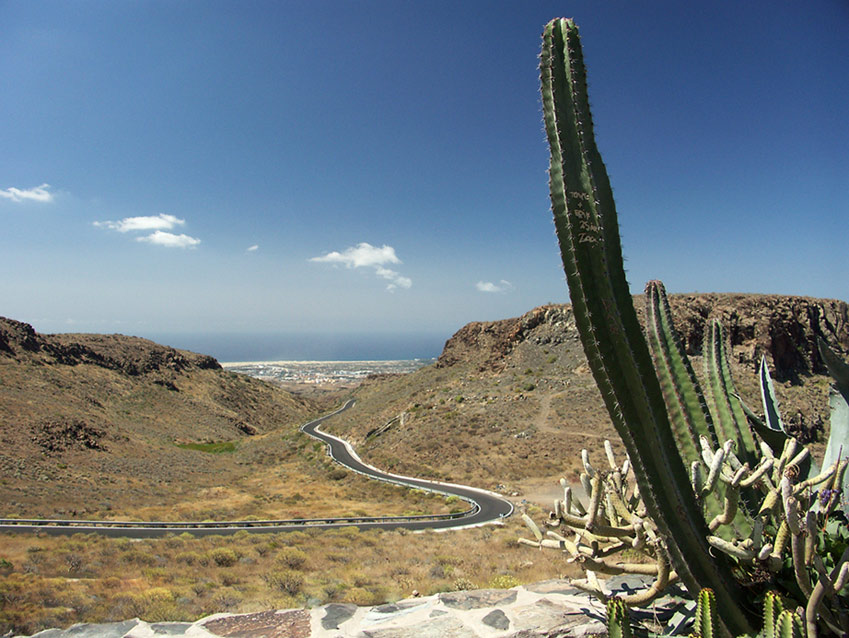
(437, 305), (575, 373)
(437, 294), (849, 383)
(0, 316), (221, 376)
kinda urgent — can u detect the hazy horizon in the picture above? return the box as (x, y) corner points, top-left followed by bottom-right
(143, 330), (449, 363)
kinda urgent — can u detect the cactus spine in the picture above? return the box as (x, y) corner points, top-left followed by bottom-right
(540, 18), (750, 634)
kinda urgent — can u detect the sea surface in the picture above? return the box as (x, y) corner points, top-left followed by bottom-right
(148, 332), (448, 363)
(222, 359), (436, 384)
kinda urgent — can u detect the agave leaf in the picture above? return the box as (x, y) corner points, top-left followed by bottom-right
(759, 357), (785, 433)
(818, 336), (849, 397)
(750, 357), (792, 457)
(818, 338), (849, 514)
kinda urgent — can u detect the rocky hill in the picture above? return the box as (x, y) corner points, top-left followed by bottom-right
(0, 317), (318, 520)
(438, 293), (849, 380)
(327, 294), (849, 503)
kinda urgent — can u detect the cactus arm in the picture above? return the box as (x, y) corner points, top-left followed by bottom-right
(644, 280), (717, 464)
(763, 590), (783, 638)
(777, 609), (805, 638)
(606, 598), (632, 638)
(704, 320), (759, 464)
(694, 588), (721, 638)
(540, 18), (751, 635)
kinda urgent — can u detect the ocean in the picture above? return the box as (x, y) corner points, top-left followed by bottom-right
(145, 331), (449, 364)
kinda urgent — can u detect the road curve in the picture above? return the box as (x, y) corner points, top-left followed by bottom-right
(300, 399), (514, 530)
(0, 401), (513, 537)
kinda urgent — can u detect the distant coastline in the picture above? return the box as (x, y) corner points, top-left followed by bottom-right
(223, 358), (436, 385)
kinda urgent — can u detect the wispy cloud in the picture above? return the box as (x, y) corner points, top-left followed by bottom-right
(247, 244), (259, 252)
(94, 213), (200, 248)
(0, 183), (54, 203)
(476, 280), (513, 293)
(310, 242), (412, 292)
(136, 231), (201, 248)
(94, 213), (184, 233)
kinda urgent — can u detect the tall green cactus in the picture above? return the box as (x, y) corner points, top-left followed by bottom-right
(541, 18), (751, 635)
(644, 280), (717, 466)
(704, 320), (759, 466)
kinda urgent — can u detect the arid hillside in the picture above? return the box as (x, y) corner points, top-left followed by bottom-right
(0, 318), (446, 521)
(325, 294), (849, 503)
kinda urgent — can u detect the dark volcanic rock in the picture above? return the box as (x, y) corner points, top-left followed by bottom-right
(32, 418), (107, 454)
(0, 317), (42, 355)
(437, 294), (849, 383)
(657, 293), (849, 381)
(0, 316), (221, 375)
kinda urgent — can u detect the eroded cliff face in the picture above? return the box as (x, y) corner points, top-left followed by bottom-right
(438, 294), (849, 383)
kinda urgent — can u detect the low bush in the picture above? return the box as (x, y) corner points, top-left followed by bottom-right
(264, 569), (304, 596)
(488, 574), (520, 589)
(275, 547), (307, 569)
(209, 548), (239, 567)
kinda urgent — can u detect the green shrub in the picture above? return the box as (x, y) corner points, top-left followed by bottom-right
(488, 574), (520, 589)
(175, 441), (237, 454)
(209, 548), (238, 567)
(453, 578), (476, 591)
(275, 547), (307, 569)
(175, 551), (203, 565)
(264, 569), (304, 596)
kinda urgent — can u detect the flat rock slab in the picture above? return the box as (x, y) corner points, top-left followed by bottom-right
(202, 609), (311, 638)
(320, 604), (358, 630)
(439, 589), (518, 610)
(17, 580), (616, 638)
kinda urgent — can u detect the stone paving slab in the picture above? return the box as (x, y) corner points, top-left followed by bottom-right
(19, 580), (622, 638)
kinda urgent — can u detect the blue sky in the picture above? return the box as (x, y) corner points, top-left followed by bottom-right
(2, 1), (847, 357)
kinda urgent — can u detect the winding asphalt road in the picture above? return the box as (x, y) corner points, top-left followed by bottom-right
(0, 401), (513, 537)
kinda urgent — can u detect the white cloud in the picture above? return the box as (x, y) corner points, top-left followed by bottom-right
(310, 242), (401, 268)
(476, 280), (514, 293)
(0, 183), (53, 203)
(136, 231), (201, 248)
(247, 245), (259, 252)
(310, 242), (412, 291)
(94, 213), (184, 233)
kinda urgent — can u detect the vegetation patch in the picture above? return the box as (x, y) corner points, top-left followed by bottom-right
(175, 441), (237, 454)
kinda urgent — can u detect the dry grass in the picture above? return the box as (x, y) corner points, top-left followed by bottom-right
(0, 518), (578, 635)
